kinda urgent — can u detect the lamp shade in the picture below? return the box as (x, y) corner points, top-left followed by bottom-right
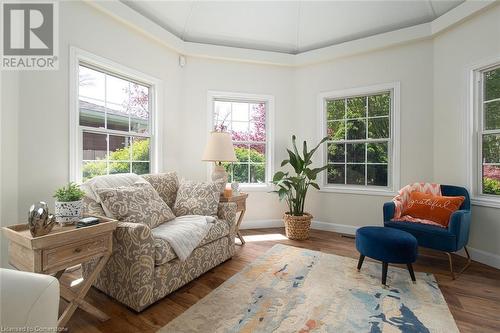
(202, 131), (237, 162)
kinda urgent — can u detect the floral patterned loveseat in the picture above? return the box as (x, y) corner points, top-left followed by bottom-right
(81, 172), (237, 312)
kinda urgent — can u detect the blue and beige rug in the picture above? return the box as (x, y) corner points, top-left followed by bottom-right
(161, 244), (459, 332)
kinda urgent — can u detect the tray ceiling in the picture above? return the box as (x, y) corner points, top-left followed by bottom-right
(122, 0), (464, 54)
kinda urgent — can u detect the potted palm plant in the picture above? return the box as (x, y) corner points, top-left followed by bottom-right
(53, 182), (86, 225)
(272, 135), (328, 240)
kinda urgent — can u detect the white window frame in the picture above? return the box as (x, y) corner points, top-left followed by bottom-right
(207, 91), (274, 191)
(317, 82), (400, 196)
(69, 47), (163, 183)
(469, 58), (500, 208)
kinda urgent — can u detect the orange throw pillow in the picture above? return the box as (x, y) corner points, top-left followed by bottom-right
(402, 192), (465, 227)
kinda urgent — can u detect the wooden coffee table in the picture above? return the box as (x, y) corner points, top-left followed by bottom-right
(2, 217), (117, 328)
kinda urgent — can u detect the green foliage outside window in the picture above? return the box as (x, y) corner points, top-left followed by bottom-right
(82, 138), (150, 181)
(482, 67), (500, 195)
(483, 177), (500, 195)
(224, 146), (266, 183)
(326, 92), (390, 187)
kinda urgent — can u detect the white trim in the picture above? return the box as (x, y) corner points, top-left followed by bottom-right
(69, 46), (163, 183)
(466, 55), (500, 208)
(318, 187), (396, 197)
(311, 220), (359, 235)
(240, 219), (360, 235)
(317, 82), (400, 195)
(457, 247), (500, 270)
(85, 0), (185, 53)
(206, 91), (275, 186)
(431, 0), (496, 36)
(471, 197), (500, 209)
(240, 219), (500, 269)
(239, 184), (274, 192)
(85, 0), (497, 67)
(239, 219), (283, 229)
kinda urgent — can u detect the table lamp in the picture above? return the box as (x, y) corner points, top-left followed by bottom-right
(202, 131), (237, 183)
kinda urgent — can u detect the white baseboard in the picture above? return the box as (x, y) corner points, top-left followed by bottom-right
(457, 246), (500, 270)
(240, 219), (359, 235)
(239, 219), (283, 229)
(240, 219), (500, 269)
(311, 220), (358, 235)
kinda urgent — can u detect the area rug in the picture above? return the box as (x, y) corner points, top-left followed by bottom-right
(160, 244), (459, 333)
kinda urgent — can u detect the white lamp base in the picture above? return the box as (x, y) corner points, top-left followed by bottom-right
(212, 165), (228, 192)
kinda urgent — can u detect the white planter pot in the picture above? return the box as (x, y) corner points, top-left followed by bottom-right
(54, 200), (83, 224)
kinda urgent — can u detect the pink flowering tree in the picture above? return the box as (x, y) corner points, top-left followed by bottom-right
(214, 103), (266, 182)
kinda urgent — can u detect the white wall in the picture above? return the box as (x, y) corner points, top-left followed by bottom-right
(294, 40), (435, 228)
(179, 57), (293, 221)
(0, 1), (182, 266)
(1, 72), (19, 268)
(177, 40), (436, 226)
(434, 5), (500, 257)
(14, 1), (183, 215)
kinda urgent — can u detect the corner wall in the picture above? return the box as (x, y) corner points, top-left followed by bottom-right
(433, 4), (500, 259)
(0, 72), (19, 268)
(178, 56), (294, 220)
(294, 40), (435, 229)
(13, 1), (183, 220)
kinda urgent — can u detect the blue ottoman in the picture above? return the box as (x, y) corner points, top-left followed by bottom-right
(355, 226), (418, 285)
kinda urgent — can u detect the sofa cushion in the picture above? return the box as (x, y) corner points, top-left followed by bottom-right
(173, 180), (221, 217)
(82, 195), (106, 217)
(141, 172), (179, 208)
(153, 218), (230, 265)
(97, 182), (176, 229)
(80, 173), (147, 203)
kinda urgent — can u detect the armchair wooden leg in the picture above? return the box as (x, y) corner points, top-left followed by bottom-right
(446, 246), (472, 280)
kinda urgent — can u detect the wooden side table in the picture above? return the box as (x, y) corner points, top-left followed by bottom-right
(2, 217), (117, 328)
(220, 193), (248, 245)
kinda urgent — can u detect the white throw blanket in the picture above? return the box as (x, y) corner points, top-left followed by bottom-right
(152, 215), (216, 261)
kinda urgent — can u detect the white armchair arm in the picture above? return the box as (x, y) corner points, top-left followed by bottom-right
(0, 268), (59, 332)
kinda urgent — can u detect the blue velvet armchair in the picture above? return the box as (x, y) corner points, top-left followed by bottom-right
(383, 185), (472, 279)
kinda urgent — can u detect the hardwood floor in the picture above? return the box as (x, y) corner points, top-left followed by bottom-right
(63, 228), (500, 333)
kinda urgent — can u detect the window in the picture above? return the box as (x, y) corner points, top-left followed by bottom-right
(476, 65), (500, 198)
(209, 92), (274, 186)
(70, 48), (159, 182)
(319, 83), (400, 194)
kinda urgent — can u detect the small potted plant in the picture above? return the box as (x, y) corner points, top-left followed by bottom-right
(272, 135), (328, 240)
(53, 182), (86, 225)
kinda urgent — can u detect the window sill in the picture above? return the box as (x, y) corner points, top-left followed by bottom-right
(471, 197), (500, 209)
(319, 186), (396, 197)
(239, 184), (273, 192)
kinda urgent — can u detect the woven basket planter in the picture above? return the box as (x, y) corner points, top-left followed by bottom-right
(283, 212), (313, 240)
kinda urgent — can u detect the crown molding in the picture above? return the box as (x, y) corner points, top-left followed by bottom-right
(85, 0), (498, 67)
(431, 0), (497, 35)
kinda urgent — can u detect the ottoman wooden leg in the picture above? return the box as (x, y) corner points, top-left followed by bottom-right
(382, 262), (388, 285)
(407, 264), (416, 282)
(357, 254), (365, 271)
